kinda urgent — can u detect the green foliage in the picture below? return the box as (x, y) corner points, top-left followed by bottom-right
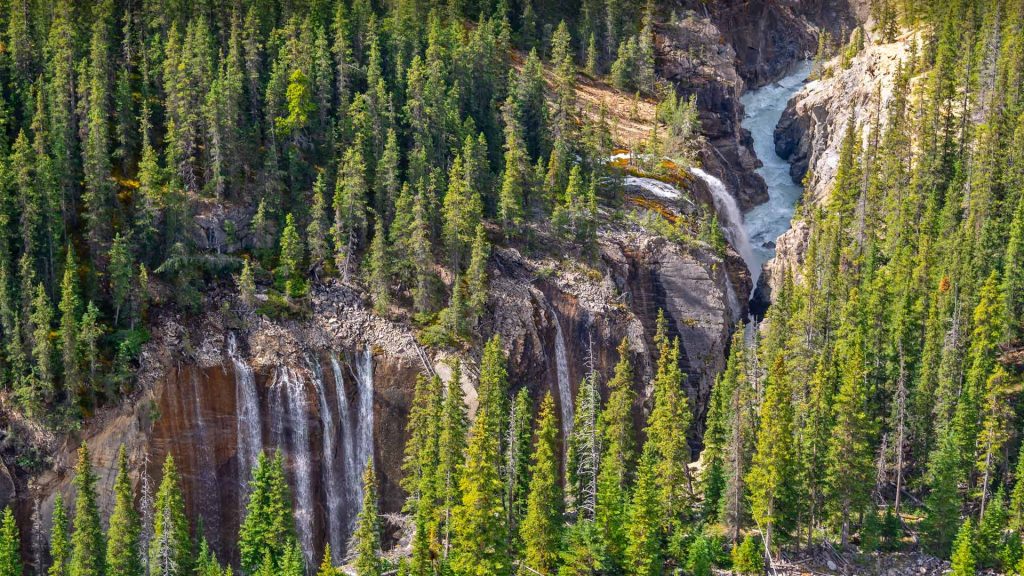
(106, 447), (142, 576)
(951, 519), (975, 576)
(354, 462), (383, 576)
(149, 455), (191, 576)
(730, 535), (764, 575)
(520, 394), (563, 574)
(239, 452), (295, 575)
(0, 508), (21, 576)
(70, 443), (105, 576)
(49, 494), (70, 576)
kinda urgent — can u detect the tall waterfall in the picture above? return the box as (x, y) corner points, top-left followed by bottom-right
(310, 358), (345, 562)
(551, 311), (574, 442)
(190, 371), (222, 552)
(272, 368), (316, 567)
(353, 348), (375, 508)
(690, 167), (757, 275)
(228, 333), (262, 502)
(330, 358), (358, 514)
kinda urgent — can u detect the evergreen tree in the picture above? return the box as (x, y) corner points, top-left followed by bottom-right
(106, 446), (142, 576)
(353, 462), (383, 576)
(58, 246), (79, 397)
(595, 338), (635, 569)
(923, 428), (963, 556)
(149, 455), (190, 576)
(520, 393), (562, 575)
(0, 508), (21, 576)
(366, 216), (390, 314)
(950, 519), (975, 576)
(70, 443), (105, 576)
(239, 452), (294, 574)
(49, 494), (69, 576)
(333, 148), (369, 280)
(438, 362), (468, 558)
(465, 225), (489, 329)
(279, 213), (305, 297)
(451, 407), (509, 576)
(623, 449), (660, 576)
(746, 358), (798, 553)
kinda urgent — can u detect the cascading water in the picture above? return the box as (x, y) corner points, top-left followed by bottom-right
(310, 358), (345, 562)
(352, 348), (375, 511)
(550, 310), (574, 442)
(228, 333), (262, 502)
(274, 368), (316, 567)
(330, 358), (358, 513)
(189, 371), (222, 553)
(740, 62), (813, 286)
(690, 167), (757, 276)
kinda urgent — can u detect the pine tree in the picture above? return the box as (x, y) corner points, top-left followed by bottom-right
(149, 455), (191, 576)
(950, 519), (975, 576)
(438, 362), (468, 557)
(59, 246), (79, 396)
(465, 225), (489, 329)
(308, 174), (331, 267)
(28, 283), (54, 407)
(623, 449), (660, 576)
(239, 452), (294, 574)
(442, 154), (483, 271)
(106, 446), (142, 576)
(334, 148), (369, 280)
(746, 357), (798, 553)
(109, 234), (133, 327)
(316, 546), (336, 576)
(353, 462), (383, 576)
(366, 216), (390, 314)
(70, 443), (105, 576)
(49, 494), (69, 576)
(977, 486), (1008, 569)
(595, 338), (635, 569)
(238, 260), (256, 308)
(645, 327), (693, 533)
(451, 407), (510, 576)
(507, 388), (533, 536)
(1004, 195), (1024, 342)
(478, 336), (510, 441)
(731, 535), (764, 575)
(923, 428), (963, 556)
(279, 213), (305, 297)
(520, 393), (562, 575)
(0, 508), (21, 576)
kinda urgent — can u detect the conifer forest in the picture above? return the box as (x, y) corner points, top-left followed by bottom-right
(0, 0), (1022, 575)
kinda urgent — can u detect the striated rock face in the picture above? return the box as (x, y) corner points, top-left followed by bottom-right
(759, 31), (918, 303)
(21, 220), (746, 565)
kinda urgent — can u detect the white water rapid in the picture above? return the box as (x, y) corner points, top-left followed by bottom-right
(740, 62), (813, 286)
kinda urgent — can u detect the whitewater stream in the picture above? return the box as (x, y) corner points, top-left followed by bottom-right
(740, 62), (813, 287)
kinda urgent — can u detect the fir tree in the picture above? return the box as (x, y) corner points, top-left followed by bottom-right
(239, 452), (294, 574)
(0, 508), (21, 576)
(353, 462), (383, 576)
(366, 216), (390, 314)
(595, 338), (635, 569)
(149, 455), (190, 576)
(623, 449), (660, 576)
(279, 213), (305, 297)
(106, 446), (142, 576)
(70, 443), (105, 576)
(950, 519), (975, 576)
(49, 494), (69, 576)
(520, 393), (562, 575)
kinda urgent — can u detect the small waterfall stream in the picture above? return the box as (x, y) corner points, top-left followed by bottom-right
(551, 311), (574, 442)
(189, 371), (222, 553)
(690, 167), (757, 275)
(310, 358), (346, 562)
(228, 333), (262, 500)
(353, 349), (375, 507)
(275, 367), (316, 567)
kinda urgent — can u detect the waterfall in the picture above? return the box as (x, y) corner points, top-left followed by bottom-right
(353, 348), (375, 508)
(330, 358), (358, 515)
(310, 358), (345, 562)
(189, 371), (222, 553)
(690, 167), (757, 276)
(550, 311), (574, 442)
(273, 368), (316, 567)
(228, 333), (262, 502)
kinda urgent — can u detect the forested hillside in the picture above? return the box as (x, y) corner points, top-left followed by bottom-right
(0, 0), (1021, 575)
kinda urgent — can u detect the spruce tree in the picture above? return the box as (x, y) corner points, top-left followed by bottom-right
(49, 494), (69, 576)
(595, 338), (635, 569)
(438, 362), (468, 558)
(106, 446), (142, 576)
(520, 393), (562, 575)
(451, 408), (509, 576)
(353, 462), (383, 576)
(746, 358), (798, 553)
(366, 216), (390, 314)
(465, 225), (489, 330)
(239, 452), (294, 574)
(0, 508), (21, 576)
(279, 213), (305, 297)
(149, 455), (191, 576)
(70, 443), (105, 576)
(623, 449), (660, 576)
(950, 519), (975, 575)
(58, 246), (79, 394)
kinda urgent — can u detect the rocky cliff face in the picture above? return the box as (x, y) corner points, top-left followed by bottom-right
(758, 30), (917, 303)
(15, 213), (745, 562)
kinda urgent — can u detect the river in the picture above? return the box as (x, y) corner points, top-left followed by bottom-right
(740, 62), (813, 288)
